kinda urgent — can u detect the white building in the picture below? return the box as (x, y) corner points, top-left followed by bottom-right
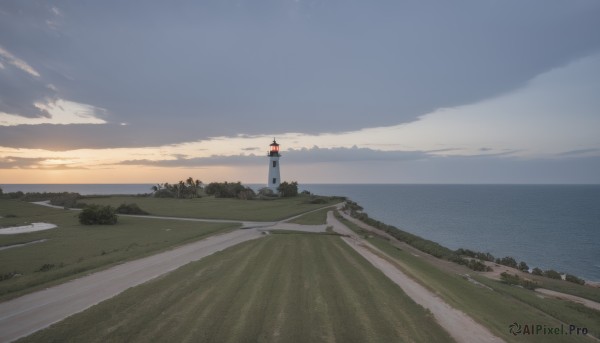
(267, 139), (281, 192)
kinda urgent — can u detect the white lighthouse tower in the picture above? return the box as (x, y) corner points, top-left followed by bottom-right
(267, 139), (281, 192)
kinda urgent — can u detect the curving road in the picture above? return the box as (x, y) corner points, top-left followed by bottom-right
(0, 228), (263, 342)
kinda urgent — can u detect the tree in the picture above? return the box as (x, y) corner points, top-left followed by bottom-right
(277, 181), (298, 197)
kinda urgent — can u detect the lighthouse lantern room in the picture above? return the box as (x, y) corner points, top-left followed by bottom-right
(267, 139), (281, 192)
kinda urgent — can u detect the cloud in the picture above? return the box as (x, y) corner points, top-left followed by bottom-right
(0, 1), (599, 149)
(117, 147), (431, 167)
(0, 156), (46, 168)
(557, 148), (600, 157)
(0, 45), (40, 77)
(0, 156), (86, 169)
(0, 99), (107, 126)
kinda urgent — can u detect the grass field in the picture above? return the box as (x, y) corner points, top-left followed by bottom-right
(19, 234), (453, 343)
(335, 212), (599, 341)
(286, 206), (333, 225)
(80, 195), (341, 221)
(0, 199), (237, 301)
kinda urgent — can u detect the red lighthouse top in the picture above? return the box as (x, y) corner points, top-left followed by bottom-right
(268, 138), (280, 156)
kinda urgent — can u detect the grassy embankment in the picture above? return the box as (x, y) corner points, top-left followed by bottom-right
(80, 195), (341, 221)
(286, 206), (334, 225)
(0, 199), (239, 301)
(336, 212), (599, 342)
(19, 234), (453, 343)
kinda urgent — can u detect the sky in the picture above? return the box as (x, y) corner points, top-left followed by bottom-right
(1, 0), (599, 185)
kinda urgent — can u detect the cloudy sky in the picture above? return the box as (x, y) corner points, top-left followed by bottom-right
(1, 0), (599, 184)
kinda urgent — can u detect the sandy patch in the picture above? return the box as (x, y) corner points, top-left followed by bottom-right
(0, 223), (57, 235)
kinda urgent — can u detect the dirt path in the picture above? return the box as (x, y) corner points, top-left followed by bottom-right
(536, 288), (600, 311)
(328, 211), (504, 343)
(0, 228), (263, 343)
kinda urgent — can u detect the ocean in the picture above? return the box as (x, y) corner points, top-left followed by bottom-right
(2, 183), (599, 281)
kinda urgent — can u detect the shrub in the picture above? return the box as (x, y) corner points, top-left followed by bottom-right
(531, 267), (543, 276)
(237, 187), (256, 200)
(154, 189), (176, 198)
(518, 261), (529, 272)
(307, 197), (328, 204)
(49, 193), (81, 208)
(205, 182), (247, 198)
(467, 259), (491, 272)
(79, 205), (118, 225)
(544, 269), (562, 280)
(495, 256), (518, 269)
(37, 264), (55, 272)
(565, 274), (585, 285)
(116, 203), (149, 215)
(500, 272), (538, 290)
(0, 271), (19, 282)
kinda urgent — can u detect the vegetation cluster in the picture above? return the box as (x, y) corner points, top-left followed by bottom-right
(205, 182), (255, 199)
(151, 177), (203, 199)
(500, 272), (538, 290)
(116, 203), (149, 215)
(343, 200), (587, 284)
(78, 205), (118, 225)
(0, 189), (83, 209)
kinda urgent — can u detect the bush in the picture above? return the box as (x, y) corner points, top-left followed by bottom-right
(79, 205), (118, 225)
(467, 259), (492, 272)
(531, 267), (543, 276)
(116, 203), (149, 215)
(37, 264), (55, 272)
(544, 269), (562, 280)
(518, 261), (529, 272)
(49, 193), (81, 208)
(153, 189), (175, 198)
(565, 274), (585, 285)
(205, 182), (247, 198)
(307, 197), (328, 204)
(500, 272), (538, 290)
(495, 256), (518, 269)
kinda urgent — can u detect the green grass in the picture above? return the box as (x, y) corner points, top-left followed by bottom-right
(365, 236), (599, 342)
(286, 206), (334, 225)
(19, 234), (453, 343)
(338, 212), (600, 342)
(80, 195), (340, 221)
(0, 199), (238, 301)
(524, 274), (600, 303)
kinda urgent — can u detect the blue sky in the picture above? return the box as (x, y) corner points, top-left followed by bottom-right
(0, 0), (599, 184)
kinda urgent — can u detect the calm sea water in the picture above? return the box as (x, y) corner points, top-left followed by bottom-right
(2, 183), (599, 281)
(302, 184), (600, 282)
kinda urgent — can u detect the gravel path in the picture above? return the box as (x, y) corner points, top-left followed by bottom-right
(0, 228), (263, 343)
(327, 211), (504, 343)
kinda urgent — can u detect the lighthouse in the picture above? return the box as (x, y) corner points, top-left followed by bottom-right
(267, 139), (281, 192)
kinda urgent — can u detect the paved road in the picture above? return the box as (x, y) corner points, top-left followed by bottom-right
(0, 228), (263, 342)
